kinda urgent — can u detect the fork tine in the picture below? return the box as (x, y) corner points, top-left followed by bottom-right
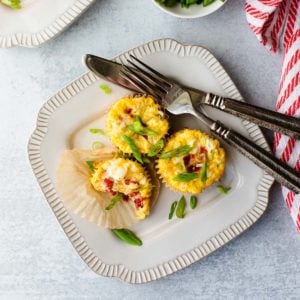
(127, 59), (169, 92)
(120, 66), (164, 101)
(129, 55), (172, 87)
(127, 60), (167, 95)
(122, 64), (165, 99)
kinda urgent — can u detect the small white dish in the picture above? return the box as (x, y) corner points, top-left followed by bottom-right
(28, 38), (273, 283)
(0, 0), (95, 48)
(152, 0), (227, 18)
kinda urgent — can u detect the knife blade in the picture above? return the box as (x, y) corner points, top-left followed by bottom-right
(84, 54), (142, 93)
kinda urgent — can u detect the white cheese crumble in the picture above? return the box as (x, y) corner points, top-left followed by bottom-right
(106, 159), (128, 180)
(205, 140), (214, 154)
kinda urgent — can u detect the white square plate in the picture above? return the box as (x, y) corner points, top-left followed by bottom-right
(0, 0), (95, 48)
(28, 39), (273, 283)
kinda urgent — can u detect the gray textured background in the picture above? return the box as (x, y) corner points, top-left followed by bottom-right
(0, 0), (299, 299)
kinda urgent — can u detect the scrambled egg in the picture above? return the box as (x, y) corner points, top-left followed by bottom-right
(157, 129), (226, 194)
(90, 158), (152, 219)
(106, 95), (169, 154)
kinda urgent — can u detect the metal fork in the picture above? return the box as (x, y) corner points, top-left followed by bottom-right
(119, 54), (300, 194)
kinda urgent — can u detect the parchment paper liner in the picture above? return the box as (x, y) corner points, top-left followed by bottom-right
(56, 148), (160, 229)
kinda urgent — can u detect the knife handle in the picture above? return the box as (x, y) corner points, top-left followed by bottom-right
(210, 120), (300, 194)
(203, 93), (300, 139)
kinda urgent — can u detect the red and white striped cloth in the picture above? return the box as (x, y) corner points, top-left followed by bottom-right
(246, 0), (300, 232)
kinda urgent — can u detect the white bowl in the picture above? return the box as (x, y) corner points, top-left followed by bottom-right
(152, 0), (227, 18)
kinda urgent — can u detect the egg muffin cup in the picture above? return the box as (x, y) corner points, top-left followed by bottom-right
(56, 149), (159, 229)
(106, 95), (169, 155)
(157, 129), (226, 194)
(90, 158), (153, 220)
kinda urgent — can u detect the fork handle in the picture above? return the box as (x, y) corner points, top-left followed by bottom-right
(203, 94), (300, 139)
(210, 121), (300, 194)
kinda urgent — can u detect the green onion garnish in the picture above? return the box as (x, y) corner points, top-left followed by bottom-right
(122, 135), (143, 164)
(200, 158), (207, 182)
(216, 185), (231, 194)
(190, 196), (198, 209)
(168, 201), (177, 219)
(128, 116), (158, 136)
(160, 145), (192, 159)
(89, 128), (105, 135)
(174, 172), (199, 182)
(148, 139), (165, 157)
(92, 141), (104, 150)
(86, 161), (95, 172)
(105, 193), (123, 210)
(176, 196), (186, 219)
(99, 84), (112, 94)
(142, 156), (150, 163)
(111, 228), (142, 246)
(1, 0), (21, 9)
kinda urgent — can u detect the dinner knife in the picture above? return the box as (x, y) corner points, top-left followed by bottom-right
(84, 54), (300, 139)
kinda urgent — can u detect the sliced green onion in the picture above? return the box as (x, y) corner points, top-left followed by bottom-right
(105, 193), (123, 210)
(174, 172), (198, 182)
(122, 135), (143, 164)
(161, 145), (192, 159)
(142, 156), (150, 163)
(148, 139), (165, 157)
(111, 228), (142, 246)
(99, 84), (112, 94)
(176, 196), (186, 218)
(200, 158), (207, 182)
(92, 141), (104, 150)
(168, 201), (177, 219)
(190, 196), (198, 209)
(216, 185), (231, 194)
(86, 161), (95, 172)
(89, 128), (105, 135)
(1, 0), (21, 9)
(128, 116), (158, 136)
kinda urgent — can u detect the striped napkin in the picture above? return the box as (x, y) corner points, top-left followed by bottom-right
(245, 0), (300, 232)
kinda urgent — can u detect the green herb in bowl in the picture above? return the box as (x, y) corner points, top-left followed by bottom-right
(156, 0), (218, 8)
(153, 0), (226, 18)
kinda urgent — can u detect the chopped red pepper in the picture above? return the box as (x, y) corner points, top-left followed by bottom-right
(124, 178), (137, 185)
(183, 155), (191, 166)
(129, 191), (144, 209)
(103, 178), (114, 193)
(130, 191), (139, 198)
(183, 147), (207, 173)
(103, 178), (144, 207)
(200, 146), (208, 155)
(134, 198), (144, 209)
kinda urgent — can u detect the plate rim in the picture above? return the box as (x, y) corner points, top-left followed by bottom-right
(27, 38), (274, 284)
(0, 0), (95, 48)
